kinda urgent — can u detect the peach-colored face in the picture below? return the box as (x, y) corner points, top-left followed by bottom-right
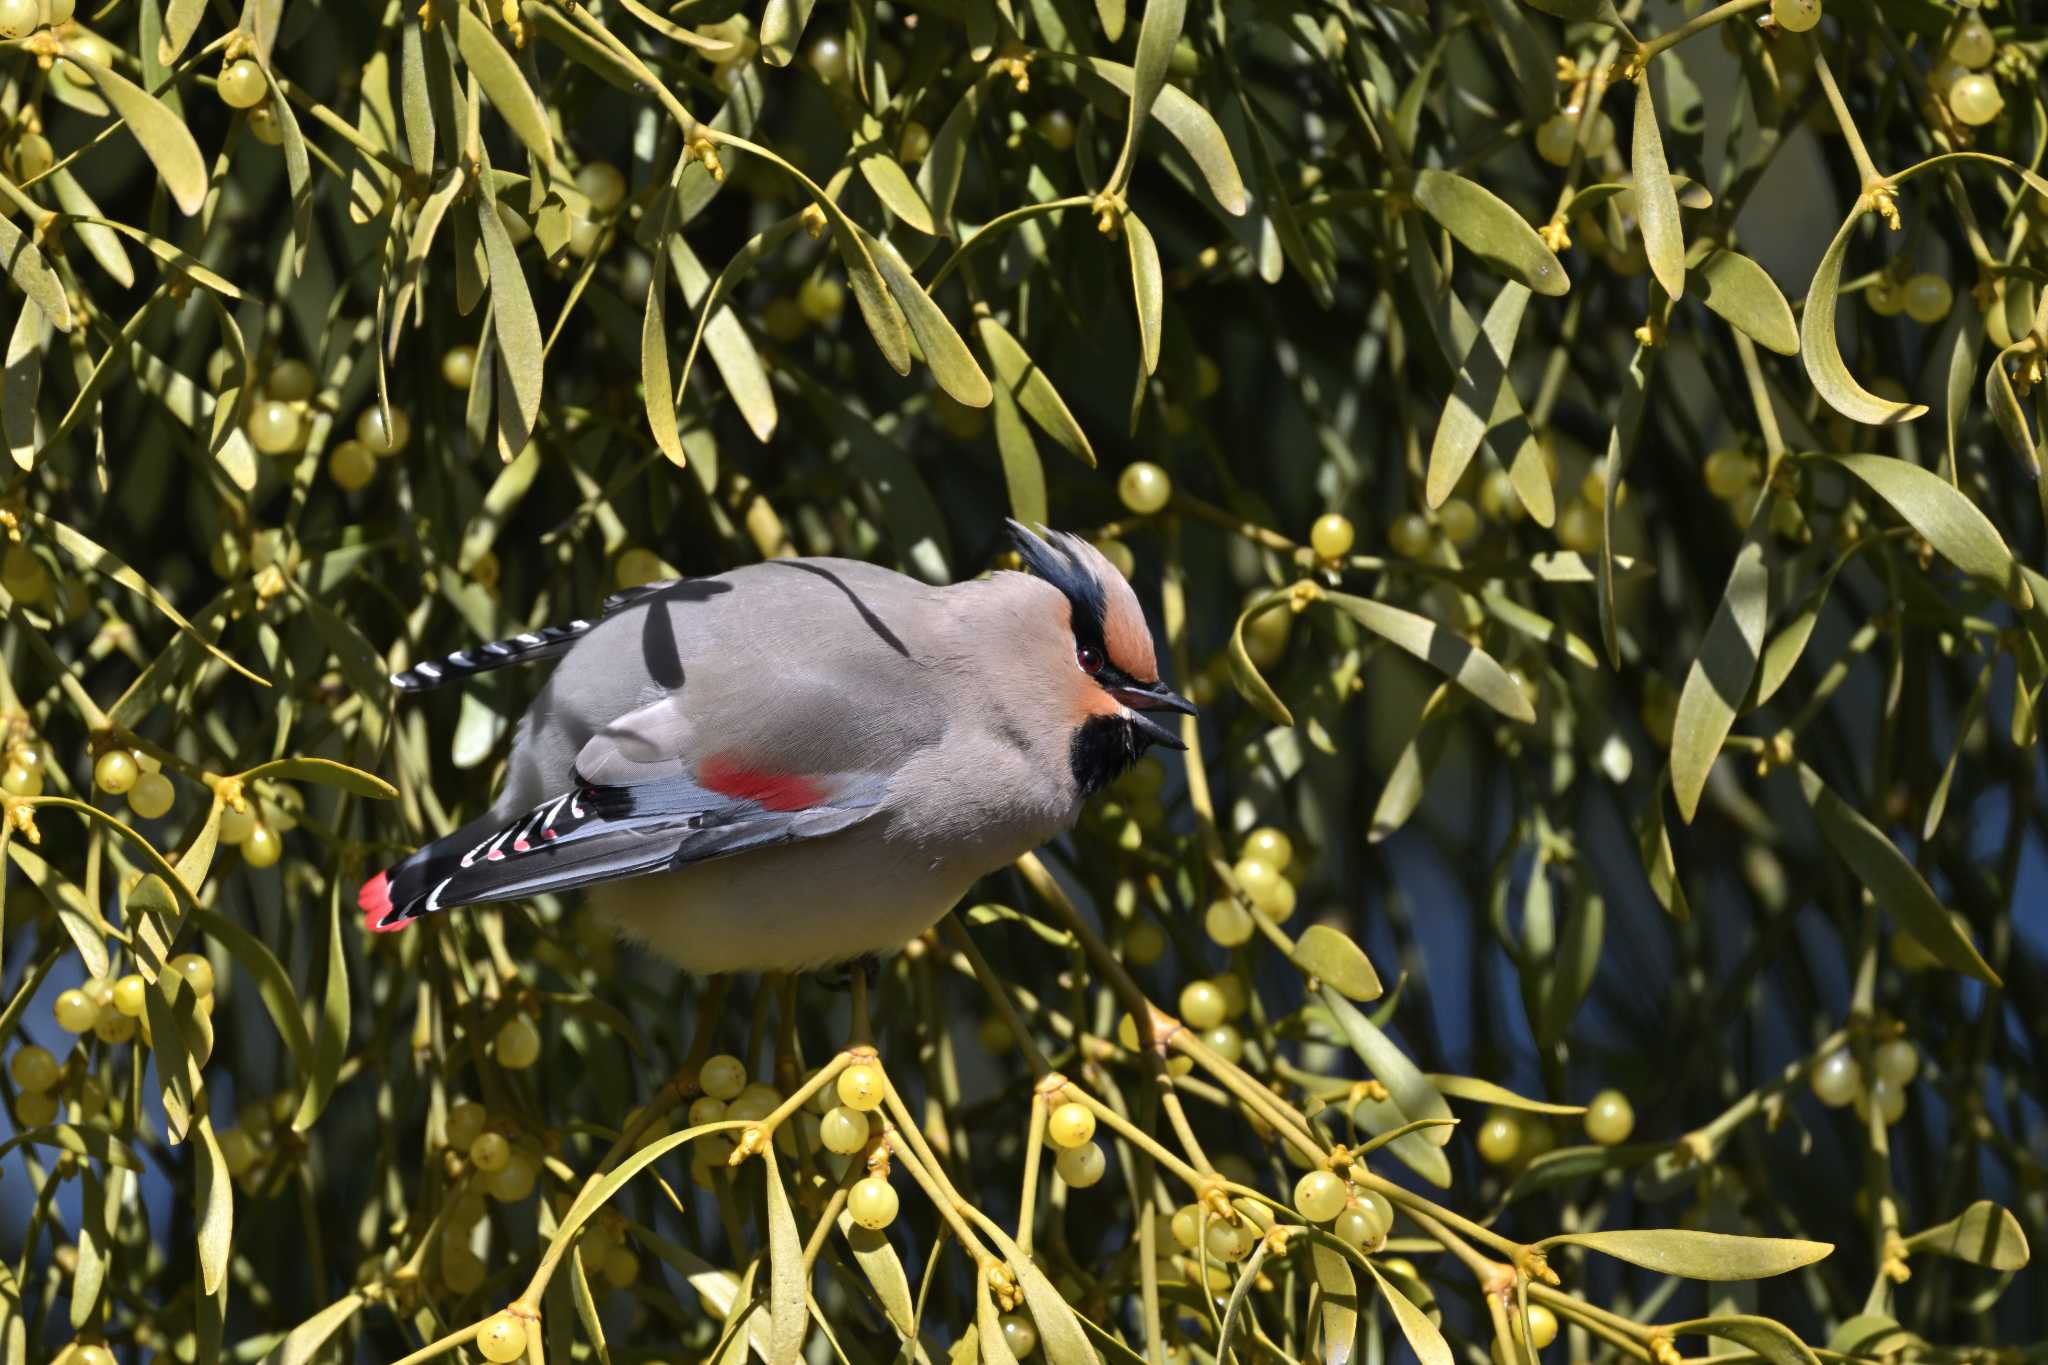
(1062, 536), (1159, 682)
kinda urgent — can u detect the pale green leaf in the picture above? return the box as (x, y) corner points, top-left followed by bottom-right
(1324, 591), (1536, 723)
(1801, 210), (1927, 425)
(1695, 248), (1795, 354)
(1631, 79), (1684, 299)
(1293, 925), (1383, 1002)
(1424, 1075), (1587, 1115)
(1365, 1262), (1452, 1365)
(1411, 170), (1568, 297)
(1665, 1317), (1818, 1365)
(1904, 1201), (2029, 1271)
(62, 46), (207, 215)
(195, 1117), (233, 1295)
(0, 217), (74, 334)
(1081, 58), (1246, 215)
(864, 230), (990, 407)
(1428, 282), (1530, 507)
(454, 7), (557, 173)
(1539, 1229), (1832, 1280)
(239, 757), (397, 799)
(1228, 592), (1294, 726)
(1671, 536), (1767, 822)
(976, 315), (1094, 466)
(1125, 212), (1164, 375)
(1821, 454), (2028, 605)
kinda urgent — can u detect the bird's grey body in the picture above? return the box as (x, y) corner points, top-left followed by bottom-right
(499, 559), (1082, 971)
(363, 527), (1191, 974)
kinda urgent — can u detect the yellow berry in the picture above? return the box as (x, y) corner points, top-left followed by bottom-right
(837, 1063), (885, 1112)
(1054, 1142), (1105, 1187)
(248, 103), (283, 144)
(1949, 73), (2003, 126)
(847, 1175), (899, 1229)
(93, 1011), (137, 1045)
(487, 1150), (538, 1201)
(356, 405), (412, 456)
(1170, 1204), (1202, 1249)
(1516, 1303), (1559, 1350)
(93, 750), (138, 796)
(1204, 1218), (1252, 1261)
(1202, 1023), (1243, 1061)
(127, 771), (174, 820)
(1476, 1111), (1523, 1165)
(700, 1054), (748, 1101)
(1949, 13), (1994, 68)
(1123, 919), (1166, 966)
(1389, 512), (1433, 558)
(1333, 1206), (1379, 1248)
(1874, 1038), (1919, 1086)
(1771, 0), (1819, 32)
(820, 1105), (870, 1154)
(1036, 109), (1076, 151)
(1, 763), (41, 796)
(797, 276), (845, 324)
(218, 1126), (258, 1175)
(469, 1132), (511, 1173)
(999, 1314), (1038, 1358)
(247, 399), (304, 455)
(1584, 1089), (1634, 1145)
(1046, 1101), (1095, 1149)
(442, 1245), (486, 1294)
(1118, 462), (1172, 516)
(1178, 982), (1226, 1031)
(1866, 275), (1905, 317)
(1855, 1074), (1907, 1125)
(218, 58), (268, 109)
(1903, 274), (1952, 325)
(478, 1312), (527, 1363)
(806, 34), (848, 84)
(266, 359), (315, 402)
(1195, 354), (1222, 399)
(898, 120), (932, 164)
(1810, 1050), (1860, 1107)
(762, 297), (808, 342)
(441, 344), (477, 389)
(0, 0), (38, 39)
(495, 1015), (541, 1070)
(1294, 1170), (1347, 1222)
(447, 1100), (488, 1150)
(15, 1090), (57, 1127)
(8, 132), (53, 180)
(615, 547), (666, 589)
(329, 440), (376, 492)
(575, 160), (627, 213)
(54, 988), (99, 1033)
(1703, 448), (1758, 500)
(242, 822), (282, 867)
(170, 953), (215, 999)
(1204, 898), (1254, 947)
(1555, 501), (1601, 554)
(1310, 514), (1355, 560)
(112, 974), (147, 1018)
(10, 1044), (59, 1092)
(604, 1245), (641, 1287)
(1533, 113), (1578, 166)
(1480, 469), (1524, 522)
(0, 544), (48, 603)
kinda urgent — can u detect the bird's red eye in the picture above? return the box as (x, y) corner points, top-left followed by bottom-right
(1077, 644), (1105, 674)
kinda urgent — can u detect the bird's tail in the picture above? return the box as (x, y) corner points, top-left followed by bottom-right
(358, 806), (526, 932)
(388, 580), (681, 693)
(388, 620), (595, 693)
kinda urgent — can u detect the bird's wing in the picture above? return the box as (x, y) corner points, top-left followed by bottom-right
(360, 767), (890, 932)
(388, 578), (694, 694)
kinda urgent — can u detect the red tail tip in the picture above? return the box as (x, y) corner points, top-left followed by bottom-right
(358, 871), (404, 933)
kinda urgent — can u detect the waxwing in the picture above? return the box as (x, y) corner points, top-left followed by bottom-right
(359, 523), (1194, 973)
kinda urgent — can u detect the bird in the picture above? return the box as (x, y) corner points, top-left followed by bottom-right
(358, 523), (1195, 974)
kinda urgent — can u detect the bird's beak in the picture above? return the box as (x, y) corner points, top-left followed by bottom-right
(1111, 681), (1197, 751)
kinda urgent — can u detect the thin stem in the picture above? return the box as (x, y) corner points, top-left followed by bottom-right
(1638, 0), (1770, 60)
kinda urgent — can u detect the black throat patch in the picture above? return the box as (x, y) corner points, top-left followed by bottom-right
(1070, 714), (1142, 798)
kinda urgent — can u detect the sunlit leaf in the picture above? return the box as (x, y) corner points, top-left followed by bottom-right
(1671, 535), (1767, 823)
(61, 46), (207, 215)
(1631, 79), (1684, 300)
(1324, 592), (1535, 723)
(1411, 170), (1568, 297)
(1905, 1201), (2029, 1270)
(1539, 1229), (1832, 1280)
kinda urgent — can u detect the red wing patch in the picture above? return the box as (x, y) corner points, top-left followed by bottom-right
(359, 870), (407, 933)
(698, 755), (826, 812)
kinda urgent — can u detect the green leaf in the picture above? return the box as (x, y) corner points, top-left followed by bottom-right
(257, 65), (313, 275)
(1801, 210), (1928, 425)
(1411, 170), (1568, 297)
(758, 0), (818, 65)
(919, 82), (983, 229)
(1986, 347), (2040, 473)
(1324, 591), (1536, 723)
(1424, 1076), (1586, 1115)
(190, 908), (317, 1080)
(1631, 79), (1684, 300)
(1819, 454), (2029, 606)
(1799, 761), (1997, 985)
(1080, 58), (1246, 215)
(1427, 283), (1530, 508)
(863, 230), (991, 407)
(195, 1117), (233, 1295)
(61, 46), (207, 216)
(1905, 1200), (2029, 1270)
(0, 1122), (145, 1171)
(836, 1212), (915, 1335)
(1320, 987), (1455, 1146)
(525, 1), (647, 91)
(1670, 535), (1768, 822)
(965, 1219), (1100, 1365)
(4, 301), (47, 471)
(1115, 0), (1187, 187)
(976, 316), (1094, 466)
(1665, 1317), (1818, 1365)
(400, 17), (436, 178)
(454, 6), (557, 174)
(1228, 591), (1295, 725)
(239, 757), (396, 799)
(674, 217), (802, 443)
(49, 170), (133, 290)
(0, 217), (74, 334)
(1292, 925), (1384, 1002)
(292, 876), (352, 1134)
(1365, 1262), (1452, 1365)
(1541, 892), (1604, 1047)
(858, 148), (937, 235)
(476, 188), (545, 459)
(7, 843), (109, 978)
(1538, 1229), (1832, 1280)
(1925, 661), (1995, 842)
(761, 1141), (806, 1364)
(1371, 685), (1455, 842)
(271, 1295), (368, 1365)
(159, 0), (204, 65)
(1694, 248), (1795, 355)
(1310, 1240), (1357, 1365)
(988, 368), (1048, 526)
(1125, 212), (1164, 375)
